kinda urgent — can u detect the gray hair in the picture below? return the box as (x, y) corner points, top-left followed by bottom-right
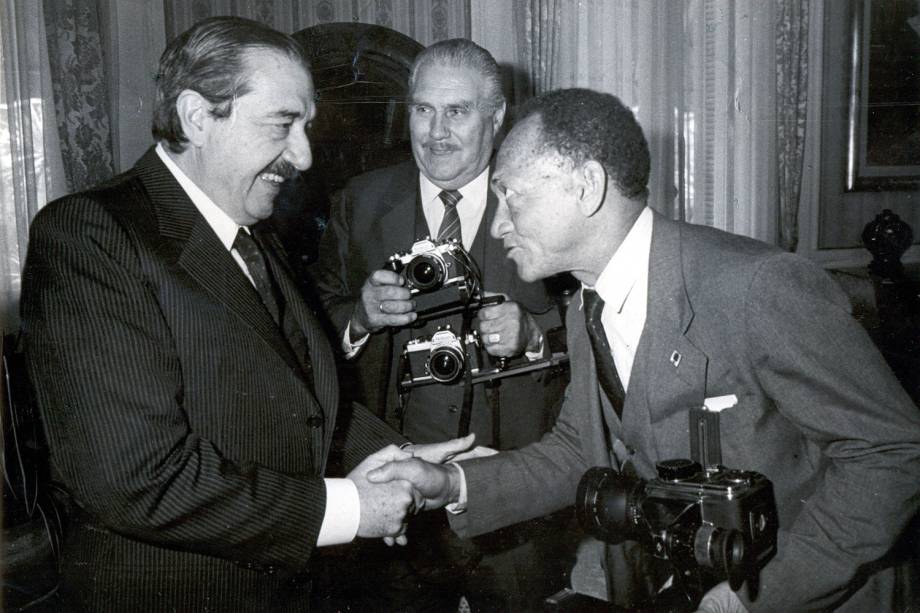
(409, 38), (505, 112)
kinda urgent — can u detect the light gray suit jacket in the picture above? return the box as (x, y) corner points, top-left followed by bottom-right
(450, 212), (920, 611)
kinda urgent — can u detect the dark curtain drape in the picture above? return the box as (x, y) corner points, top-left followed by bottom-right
(43, 0), (114, 193)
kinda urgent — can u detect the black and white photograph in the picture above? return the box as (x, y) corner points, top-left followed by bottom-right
(2, 1), (919, 612)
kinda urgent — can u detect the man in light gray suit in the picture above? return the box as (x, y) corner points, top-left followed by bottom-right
(369, 88), (920, 612)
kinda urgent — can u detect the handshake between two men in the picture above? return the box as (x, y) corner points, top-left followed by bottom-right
(346, 433), (488, 545)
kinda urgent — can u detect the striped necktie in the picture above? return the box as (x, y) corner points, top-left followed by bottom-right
(436, 189), (463, 243)
(583, 288), (626, 418)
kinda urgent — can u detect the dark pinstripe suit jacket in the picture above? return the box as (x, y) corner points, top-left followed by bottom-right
(21, 147), (400, 612)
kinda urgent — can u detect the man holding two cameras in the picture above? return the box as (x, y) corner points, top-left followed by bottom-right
(311, 39), (565, 611)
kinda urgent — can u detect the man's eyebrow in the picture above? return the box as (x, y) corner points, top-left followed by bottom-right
(266, 109), (302, 120)
(408, 99), (474, 110)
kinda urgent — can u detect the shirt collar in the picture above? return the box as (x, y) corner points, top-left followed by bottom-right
(581, 206), (654, 313)
(419, 166), (490, 210)
(155, 142), (245, 250)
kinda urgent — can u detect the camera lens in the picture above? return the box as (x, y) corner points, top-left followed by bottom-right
(428, 346), (464, 383)
(406, 255), (444, 291)
(576, 467), (644, 544)
(693, 525), (747, 580)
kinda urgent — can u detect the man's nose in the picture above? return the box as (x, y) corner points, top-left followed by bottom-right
(429, 112), (449, 140)
(284, 128), (312, 171)
(490, 200), (512, 239)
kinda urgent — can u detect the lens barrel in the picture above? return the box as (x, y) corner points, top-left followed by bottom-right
(427, 345), (464, 383)
(406, 255), (444, 291)
(576, 467), (643, 544)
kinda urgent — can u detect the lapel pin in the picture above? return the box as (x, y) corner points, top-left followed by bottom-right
(669, 351), (682, 367)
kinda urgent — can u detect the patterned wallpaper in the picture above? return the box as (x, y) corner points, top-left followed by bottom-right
(164, 0), (470, 47)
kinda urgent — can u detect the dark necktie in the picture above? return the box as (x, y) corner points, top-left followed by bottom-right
(233, 229), (281, 325)
(234, 228), (316, 392)
(583, 288), (626, 418)
(436, 189), (463, 243)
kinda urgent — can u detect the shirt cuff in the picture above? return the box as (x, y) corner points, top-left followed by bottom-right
(524, 333), (545, 362)
(342, 321), (370, 359)
(445, 462), (468, 515)
(316, 478), (360, 546)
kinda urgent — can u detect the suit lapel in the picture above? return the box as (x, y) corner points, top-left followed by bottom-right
(566, 304), (618, 469)
(378, 163), (423, 252)
(256, 230), (339, 464)
(622, 214), (708, 474)
(475, 183), (500, 289)
(134, 148), (303, 374)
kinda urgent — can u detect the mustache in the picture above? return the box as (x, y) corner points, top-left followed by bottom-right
(265, 160), (298, 180)
(424, 142), (459, 152)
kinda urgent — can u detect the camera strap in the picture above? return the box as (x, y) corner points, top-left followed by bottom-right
(456, 311), (476, 438)
(485, 379), (501, 447)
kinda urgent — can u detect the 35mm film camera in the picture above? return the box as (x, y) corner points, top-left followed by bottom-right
(573, 408), (778, 610)
(384, 238), (494, 319)
(402, 327), (484, 386)
(399, 325), (570, 390)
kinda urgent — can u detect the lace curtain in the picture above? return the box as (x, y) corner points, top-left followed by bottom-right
(43, 0), (114, 193)
(476, 0), (810, 247)
(163, 0), (470, 47)
(0, 0), (67, 334)
(777, 0), (810, 251)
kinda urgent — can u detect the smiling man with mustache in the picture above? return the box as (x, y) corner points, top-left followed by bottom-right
(18, 17), (479, 612)
(310, 38), (567, 612)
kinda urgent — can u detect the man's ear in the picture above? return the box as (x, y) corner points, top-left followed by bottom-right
(175, 89), (211, 147)
(491, 101), (507, 134)
(576, 160), (607, 217)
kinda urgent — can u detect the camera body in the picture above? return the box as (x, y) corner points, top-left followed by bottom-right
(402, 327), (483, 386)
(384, 238), (475, 316)
(577, 459), (778, 600)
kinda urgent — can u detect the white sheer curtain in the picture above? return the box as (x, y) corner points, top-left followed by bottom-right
(476, 0), (811, 245)
(1, 0), (67, 334)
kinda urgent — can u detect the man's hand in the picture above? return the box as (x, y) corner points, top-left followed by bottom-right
(694, 582), (749, 613)
(366, 458), (461, 511)
(402, 433), (475, 463)
(476, 292), (542, 358)
(449, 445), (498, 463)
(347, 445), (417, 541)
(350, 269), (416, 338)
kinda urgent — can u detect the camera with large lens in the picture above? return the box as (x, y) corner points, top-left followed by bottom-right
(384, 238), (477, 317)
(577, 459), (778, 604)
(402, 326), (482, 386)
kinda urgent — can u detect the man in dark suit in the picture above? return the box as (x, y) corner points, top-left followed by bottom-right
(20, 17), (470, 612)
(310, 39), (566, 611)
(370, 88), (920, 612)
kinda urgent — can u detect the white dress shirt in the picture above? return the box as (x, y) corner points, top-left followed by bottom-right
(581, 206), (653, 392)
(155, 144), (359, 546)
(418, 167), (489, 251)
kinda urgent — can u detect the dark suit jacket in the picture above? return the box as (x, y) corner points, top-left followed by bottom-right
(20, 148), (400, 612)
(450, 212), (920, 612)
(310, 161), (563, 449)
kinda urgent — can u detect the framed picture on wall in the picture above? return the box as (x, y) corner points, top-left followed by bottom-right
(846, 0), (920, 191)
